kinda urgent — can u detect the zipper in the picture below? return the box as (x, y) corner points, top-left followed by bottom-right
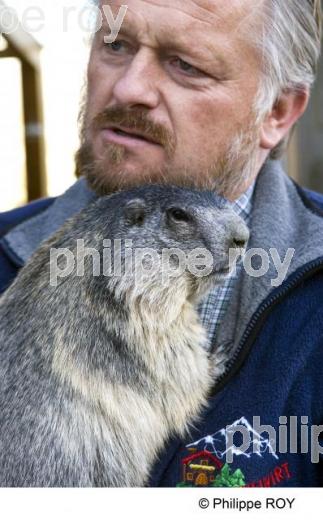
(210, 256), (323, 397)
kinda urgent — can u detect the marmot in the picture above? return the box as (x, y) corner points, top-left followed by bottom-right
(0, 185), (249, 486)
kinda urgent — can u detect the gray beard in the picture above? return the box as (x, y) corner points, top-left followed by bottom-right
(75, 128), (260, 200)
(75, 89), (261, 199)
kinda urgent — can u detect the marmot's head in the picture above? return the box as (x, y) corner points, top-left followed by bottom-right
(81, 185), (249, 310)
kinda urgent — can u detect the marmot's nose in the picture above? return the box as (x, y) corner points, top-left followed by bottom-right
(229, 223), (249, 250)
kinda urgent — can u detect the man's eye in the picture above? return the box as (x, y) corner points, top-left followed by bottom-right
(171, 58), (203, 76)
(104, 40), (127, 53)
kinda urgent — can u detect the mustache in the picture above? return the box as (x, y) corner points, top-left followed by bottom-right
(91, 105), (176, 155)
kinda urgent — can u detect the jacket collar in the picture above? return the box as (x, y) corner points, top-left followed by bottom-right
(214, 159), (323, 357)
(3, 178), (97, 267)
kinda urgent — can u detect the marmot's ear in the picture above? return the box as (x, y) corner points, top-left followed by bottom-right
(124, 199), (146, 226)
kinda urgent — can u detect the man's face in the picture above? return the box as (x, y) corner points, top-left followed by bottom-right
(77, 0), (265, 199)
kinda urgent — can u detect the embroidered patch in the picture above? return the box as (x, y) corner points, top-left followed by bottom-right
(176, 417), (292, 487)
(177, 451), (246, 487)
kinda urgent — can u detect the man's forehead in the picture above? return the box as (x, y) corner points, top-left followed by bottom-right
(100, 0), (263, 53)
(102, 0), (264, 28)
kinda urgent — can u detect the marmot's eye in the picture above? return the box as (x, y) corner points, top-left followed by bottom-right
(167, 207), (192, 223)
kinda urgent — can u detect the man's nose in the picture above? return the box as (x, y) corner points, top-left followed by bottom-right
(112, 49), (161, 109)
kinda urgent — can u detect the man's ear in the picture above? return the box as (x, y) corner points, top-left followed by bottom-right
(259, 89), (310, 151)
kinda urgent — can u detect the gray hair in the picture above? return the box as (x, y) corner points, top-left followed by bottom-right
(253, 0), (322, 158)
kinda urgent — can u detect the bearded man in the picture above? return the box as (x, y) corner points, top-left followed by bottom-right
(0, 0), (323, 487)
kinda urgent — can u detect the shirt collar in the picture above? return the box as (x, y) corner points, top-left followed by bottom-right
(226, 182), (255, 223)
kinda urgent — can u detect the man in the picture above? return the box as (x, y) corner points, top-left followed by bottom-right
(0, 0), (322, 487)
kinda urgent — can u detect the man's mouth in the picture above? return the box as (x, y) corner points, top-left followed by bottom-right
(101, 126), (161, 147)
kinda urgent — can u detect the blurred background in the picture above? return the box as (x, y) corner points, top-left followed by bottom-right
(0, 0), (90, 211)
(0, 0), (322, 212)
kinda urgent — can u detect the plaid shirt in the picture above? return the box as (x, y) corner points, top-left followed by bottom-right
(197, 183), (255, 348)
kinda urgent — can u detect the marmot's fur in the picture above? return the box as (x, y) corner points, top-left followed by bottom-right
(0, 185), (248, 486)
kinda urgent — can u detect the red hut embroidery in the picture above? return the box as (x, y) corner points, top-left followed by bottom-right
(181, 449), (223, 486)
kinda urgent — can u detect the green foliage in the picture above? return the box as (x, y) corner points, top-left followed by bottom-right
(212, 463), (246, 487)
